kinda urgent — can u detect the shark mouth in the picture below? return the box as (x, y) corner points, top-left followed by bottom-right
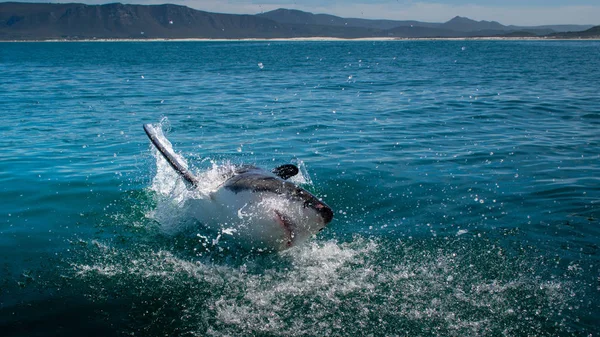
(274, 210), (295, 248)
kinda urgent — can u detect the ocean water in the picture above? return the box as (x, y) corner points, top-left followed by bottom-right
(1, 40), (599, 336)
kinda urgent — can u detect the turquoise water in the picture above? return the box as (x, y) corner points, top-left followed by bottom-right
(1, 40), (599, 336)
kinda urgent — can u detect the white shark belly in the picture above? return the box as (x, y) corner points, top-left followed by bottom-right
(185, 188), (291, 250)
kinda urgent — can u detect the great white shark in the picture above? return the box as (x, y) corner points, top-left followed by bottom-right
(144, 124), (333, 251)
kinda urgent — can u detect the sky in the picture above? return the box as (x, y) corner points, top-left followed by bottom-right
(18, 0), (600, 26)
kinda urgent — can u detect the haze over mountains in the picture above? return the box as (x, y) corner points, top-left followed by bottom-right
(0, 2), (597, 40)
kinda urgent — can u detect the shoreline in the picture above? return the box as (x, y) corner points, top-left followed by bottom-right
(1, 36), (599, 42)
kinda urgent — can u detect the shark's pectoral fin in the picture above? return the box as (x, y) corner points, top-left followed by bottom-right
(143, 124), (199, 187)
(272, 164), (299, 180)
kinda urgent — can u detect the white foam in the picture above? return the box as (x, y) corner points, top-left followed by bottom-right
(457, 229), (469, 236)
(72, 235), (573, 336)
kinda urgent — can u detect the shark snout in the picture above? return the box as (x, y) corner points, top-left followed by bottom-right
(315, 202), (334, 224)
(303, 196), (333, 224)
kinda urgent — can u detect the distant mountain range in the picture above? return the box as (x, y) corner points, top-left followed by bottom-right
(0, 2), (598, 40)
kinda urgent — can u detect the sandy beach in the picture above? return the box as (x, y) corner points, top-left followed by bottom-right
(3, 36), (598, 42)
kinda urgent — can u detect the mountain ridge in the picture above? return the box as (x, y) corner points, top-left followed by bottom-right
(0, 2), (597, 40)
(259, 9), (592, 34)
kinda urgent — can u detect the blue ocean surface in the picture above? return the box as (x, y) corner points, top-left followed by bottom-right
(1, 40), (599, 336)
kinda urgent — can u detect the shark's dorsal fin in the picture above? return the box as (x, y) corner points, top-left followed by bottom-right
(143, 124), (199, 187)
(272, 164), (299, 180)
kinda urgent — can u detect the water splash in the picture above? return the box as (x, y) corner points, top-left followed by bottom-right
(147, 121), (238, 236)
(70, 234), (580, 336)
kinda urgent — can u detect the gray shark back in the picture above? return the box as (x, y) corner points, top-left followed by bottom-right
(224, 167), (334, 224)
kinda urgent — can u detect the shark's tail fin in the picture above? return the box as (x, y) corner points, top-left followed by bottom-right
(143, 124), (199, 187)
